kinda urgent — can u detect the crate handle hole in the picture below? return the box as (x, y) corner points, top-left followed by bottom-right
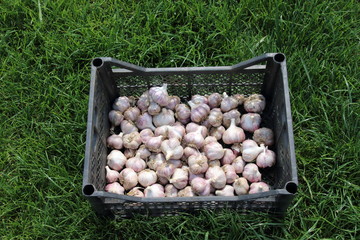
(92, 58), (103, 68)
(285, 181), (297, 194)
(274, 53), (285, 63)
(83, 184), (95, 195)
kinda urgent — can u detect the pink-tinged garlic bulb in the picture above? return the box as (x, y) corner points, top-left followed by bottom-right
(113, 96), (131, 112)
(183, 127), (205, 149)
(107, 150), (127, 171)
(126, 153), (146, 172)
(208, 93), (222, 109)
(240, 113), (261, 133)
(189, 172), (205, 183)
(222, 164), (238, 184)
(178, 186), (195, 197)
(121, 120), (138, 134)
(244, 94), (266, 113)
(166, 96), (181, 110)
(156, 163), (176, 180)
(256, 147), (276, 168)
(222, 118), (245, 144)
(188, 153), (209, 174)
(184, 147), (199, 158)
(168, 125), (186, 141)
(203, 136), (218, 146)
(253, 127), (274, 146)
(165, 184), (178, 197)
(161, 138), (184, 160)
(127, 187), (144, 197)
(208, 160), (221, 167)
(231, 143), (241, 156)
(145, 135), (163, 153)
(223, 110), (241, 128)
(106, 132), (123, 150)
(169, 167), (189, 190)
(148, 101), (161, 116)
(241, 139), (258, 152)
(138, 169), (157, 187)
(153, 108), (175, 127)
(221, 149), (236, 165)
(233, 177), (249, 195)
(208, 108), (223, 127)
(136, 145), (151, 160)
(137, 91), (150, 112)
(124, 107), (141, 122)
(242, 144), (265, 162)
(249, 182), (270, 194)
(191, 177), (211, 196)
(242, 163), (261, 183)
(209, 126), (225, 141)
(149, 84), (170, 107)
(175, 104), (191, 124)
(232, 156), (245, 174)
(119, 168), (138, 190)
(233, 94), (245, 105)
(105, 182), (124, 195)
(168, 159), (182, 168)
(185, 123), (208, 137)
(139, 129), (154, 144)
(188, 102), (210, 123)
(203, 141), (225, 161)
(190, 95), (208, 105)
(221, 93), (239, 112)
(201, 119), (212, 129)
(123, 131), (142, 150)
(136, 112), (156, 131)
(124, 148), (136, 159)
(144, 184), (165, 197)
(147, 153), (166, 170)
(158, 176), (169, 185)
(154, 125), (168, 138)
(215, 185), (235, 196)
(105, 166), (120, 183)
(108, 110), (124, 130)
(205, 166), (227, 189)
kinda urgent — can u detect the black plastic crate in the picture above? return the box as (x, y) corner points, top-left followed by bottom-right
(82, 53), (298, 218)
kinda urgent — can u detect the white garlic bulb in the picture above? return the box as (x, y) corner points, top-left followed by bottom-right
(138, 169), (157, 187)
(233, 177), (249, 195)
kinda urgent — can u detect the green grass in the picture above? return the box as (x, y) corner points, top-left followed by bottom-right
(1, 0), (359, 239)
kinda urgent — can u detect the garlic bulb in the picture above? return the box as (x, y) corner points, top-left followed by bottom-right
(188, 172), (205, 183)
(242, 163), (261, 183)
(136, 112), (156, 131)
(161, 138), (184, 160)
(233, 177), (249, 195)
(241, 139), (258, 152)
(166, 96), (181, 110)
(119, 168), (138, 190)
(222, 164), (238, 184)
(158, 176), (169, 185)
(144, 184), (165, 197)
(127, 187), (144, 197)
(203, 141), (224, 160)
(121, 120), (138, 134)
(205, 166), (227, 189)
(139, 129), (154, 144)
(105, 182), (124, 195)
(190, 95), (208, 105)
(253, 128), (274, 146)
(221, 93), (238, 112)
(233, 94), (245, 105)
(184, 147), (199, 158)
(222, 118), (245, 144)
(137, 91), (150, 112)
(124, 107), (141, 122)
(185, 123), (207, 137)
(124, 148), (136, 159)
(149, 84), (170, 107)
(165, 184), (178, 197)
(231, 143), (241, 156)
(215, 185), (235, 196)
(107, 150), (127, 171)
(208, 108), (223, 127)
(209, 126), (225, 141)
(208, 93), (222, 109)
(242, 144), (265, 162)
(148, 101), (161, 115)
(136, 145), (151, 160)
(145, 135), (163, 153)
(108, 110), (124, 130)
(190, 177), (211, 196)
(203, 136), (218, 145)
(188, 102), (210, 123)
(249, 182), (270, 194)
(169, 167), (189, 190)
(178, 186), (195, 197)
(240, 113), (261, 133)
(222, 110), (241, 128)
(188, 153), (209, 174)
(175, 104), (191, 124)
(147, 153), (166, 170)
(113, 96), (131, 112)
(126, 152), (146, 172)
(183, 127), (205, 149)
(232, 156), (245, 174)
(138, 169), (157, 187)
(208, 160), (221, 167)
(168, 159), (183, 168)
(167, 125), (185, 141)
(105, 166), (120, 183)
(153, 108), (175, 127)
(154, 125), (168, 138)
(156, 163), (176, 179)
(201, 119), (212, 129)
(256, 147), (276, 168)
(123, 131), (142, 149)
(244, 94), (266, 113)
(221, 148), (236, 165)
(106, 132), (123, 150)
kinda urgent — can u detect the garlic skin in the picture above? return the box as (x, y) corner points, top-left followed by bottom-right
(154, 125), (168, 138)
(147, 153), (166, 170)
(168, 125), (186, 141)
(113, 96), (131, 113)
(242, 163), (261, 183)
(190, 177), (211, 196)
(209, 126), (225, 141)
(242, 144), (265, 162)
(144, 184), (165, 197)
(165, 184), (178, 197)
(241, 139), (259, 152)
(232, 156), (245, 174)
(233, 177), (249, 195)
(203, 136), (218, 145)
(169, 167), (189, 190)
(188, 172), (205, 183)
(231, 143), (241, 156)
(221, 93), (239, 112)
(215, 185), (235, 196)
(203, 141), (225, 161)
(185, 123), (208, 137)
(161, 138), (184, 160)
(188, 102), (210, 123)
(127, 187), (144, 197)
(221, 149), (236, 165)
(205, 166), (227, 189)
(256, 147), (276, 168)
(184, 147), (199, 158)
(139, 129), (154, 144)
(107, 150), (127, 171)
(136, 145), (151, 160)
(123, 131), (142, 150)
(222, 164), (238, 184)
(201, 119), (212, 129)
(244, 94), (266, 113)
(208, 93), (222, 109)
(148, 101), (161, 116)
(121, 120), (138, 134)
(137, 91), (150, 112)
(208, 108), (223, 127)
(188, 153), (209, 174)
(178, 186), (195, 197)
(126, 153), (146, 172)
(175, 104), (191, 124)
(208, 160), (221, 167)
(240, 113), (261, 133)
(158, 176), (169, 185)
(138, 169), (157, 187)
(108, 110), (124, 129)
(222, 118), (245, 144)
(183, 127), (205, 149)
(124, 107), (141, 122)
(105, 166), (120, 183)
(253, 128), (274, 146)
(145, 135), (163, 153)
(119, 168), (138, 190)
(166, 96), (181, 110)
(149, 84), (170, 107)
(223, 110), (241, 128)
(249, 182), (270, 194)
(136, 112), (156, 131)
(168, 159), (183, 168)
(156, 163), (176, 180)
(124, 148), (136, 159)
(106, 132), (123, 150)
(105, 182), (124, 195)
(153, 108), (175, 127)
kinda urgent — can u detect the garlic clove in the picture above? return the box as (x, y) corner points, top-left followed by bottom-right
(233, 177), (249, 195)
(249, 182), (270, 194)
(153, 108), (175, 127)
(127, 187), (144, 197)
(215, 185), (235, 196)
(144, 184), (165, 197)
(136, 112), (156, 131)
(105, 166), (120, 183)
(112, 96), (131, 113)
(124, 107), (141, 122)
(120, 120), (138, 134)
(222, 118), (245, 144)
(107, 150), (127, 171)
(240, 113), (261, 133)
(106, 132), (124, 150)
(138, 169), (158, 187)
(165, 184), (178, 197)
(253, 127), (274, 146)
(119, 168), (138, 190)
(105, 182), (124, 195)
(149, 84), (170, 107)
(208, 93), (222, 109)
(242, 163), (261, 183)
(256, 147), (276, 168)
(242, 144), (265, 162)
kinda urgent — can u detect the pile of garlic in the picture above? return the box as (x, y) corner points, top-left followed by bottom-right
(104, 84), (276, 197)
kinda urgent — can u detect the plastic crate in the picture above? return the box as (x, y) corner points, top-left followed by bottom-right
(82, 53), (298, 218)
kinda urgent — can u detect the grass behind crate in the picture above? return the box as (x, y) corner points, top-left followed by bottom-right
(1, 0), (359, 239)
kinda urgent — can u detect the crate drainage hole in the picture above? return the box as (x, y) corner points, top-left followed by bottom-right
(83, 185), (95, 195)
(92, 58), (103, 67)
(274, 53), (285, 63)
(285, 182), (297, 194)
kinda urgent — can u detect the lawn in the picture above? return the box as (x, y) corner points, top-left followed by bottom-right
(1, 0), (359, 239)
